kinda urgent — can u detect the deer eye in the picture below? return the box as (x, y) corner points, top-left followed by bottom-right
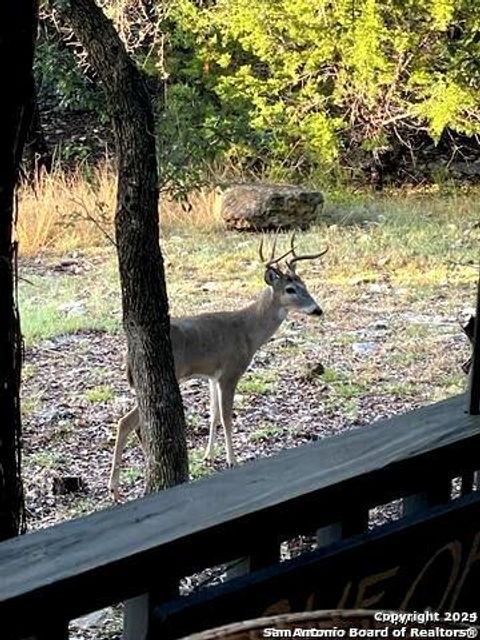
(285, 286), (296, 294)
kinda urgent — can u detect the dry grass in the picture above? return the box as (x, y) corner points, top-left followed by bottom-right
(17, 165), (116, 254)
(16, 166), (480, 331)
(17, 164), (223, 255)
(161, 187), (224, 231)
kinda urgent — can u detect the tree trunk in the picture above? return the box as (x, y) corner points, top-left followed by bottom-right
(57, 0), (189, 492)
(23, 81), (53, 182)
(0, 0), (38, 539)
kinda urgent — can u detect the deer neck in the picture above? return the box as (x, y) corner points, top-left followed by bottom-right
(245, 288), (287, 352)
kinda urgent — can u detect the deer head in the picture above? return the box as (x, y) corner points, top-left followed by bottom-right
(259, 233), (327, 317)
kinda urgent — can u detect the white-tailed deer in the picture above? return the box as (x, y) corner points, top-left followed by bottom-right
(109, 235), (327, 500)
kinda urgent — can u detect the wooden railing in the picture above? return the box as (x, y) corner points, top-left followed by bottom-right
(0, 393), (479, 640)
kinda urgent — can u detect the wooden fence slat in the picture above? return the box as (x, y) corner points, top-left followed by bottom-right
(342, 509), (369, 538)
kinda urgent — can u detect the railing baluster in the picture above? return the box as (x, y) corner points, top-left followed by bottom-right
(404, 475), (451, 516)
(469, 270), (480, 415)
(426, 477), (451, 505)
(461, 470), (479, 495)
(403, 492), (429, 516)
(316, 522), (342, 548)
(342, 508), (369, 537)
(249, 538), (279, 571)
(316, 508), (368, 548)
(124, 575), (178, 640)
(124, 594), (151, 640)
(32, 619), (69, 640)
(227, 537), (279, 579)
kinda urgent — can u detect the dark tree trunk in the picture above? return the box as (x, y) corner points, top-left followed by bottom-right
(23, 81), (53, 181)
(58, 0), (189, 491)
(0, 0), (38, 539)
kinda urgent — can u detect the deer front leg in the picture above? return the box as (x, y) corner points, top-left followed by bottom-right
(204, 379), (221, 461)
(109, 405), (140, 501)
(218, 377), (238, 466)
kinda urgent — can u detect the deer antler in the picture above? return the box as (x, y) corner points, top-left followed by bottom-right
(286, 233), (328, 272)
(259, 232), (294, 269)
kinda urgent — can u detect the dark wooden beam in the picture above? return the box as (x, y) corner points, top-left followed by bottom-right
(469, 269), (480, 414)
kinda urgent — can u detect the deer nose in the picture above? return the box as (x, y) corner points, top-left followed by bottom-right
(309, 307), (323, 317)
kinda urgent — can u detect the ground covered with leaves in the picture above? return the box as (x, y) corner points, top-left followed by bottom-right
(18, 199), (478, 638)
(22, 260), (473, 521)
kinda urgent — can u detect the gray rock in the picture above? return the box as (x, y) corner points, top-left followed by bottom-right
(352, 341), (377, 355)
(221, 183), (324, 231)
(58, 301), (87, 317)
(450, 161), (480, 177)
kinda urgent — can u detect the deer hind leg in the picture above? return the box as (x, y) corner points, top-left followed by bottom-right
(218, 377), (238, 466)
(134, 424), (146, 453)
(109, 405), (140, 501)
(204, 379), (221, 461)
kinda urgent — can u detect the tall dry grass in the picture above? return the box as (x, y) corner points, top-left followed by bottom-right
(17, 164), (223, 255)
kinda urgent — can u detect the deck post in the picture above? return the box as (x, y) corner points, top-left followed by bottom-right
(316, 522), (342, 547)
(124, 594), (151, 640)
(469, 269), (480, 415)
(227, 536), (279, 578)
(124, 575), (178, 640)
(31, 619), (69, 640)
(464, 269), (480, 494)
(404, 474), (451, 517)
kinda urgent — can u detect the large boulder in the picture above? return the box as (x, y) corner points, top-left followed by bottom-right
(220, 183), (324, 231)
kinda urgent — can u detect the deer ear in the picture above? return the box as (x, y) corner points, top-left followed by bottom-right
(264, 267), (280, 286)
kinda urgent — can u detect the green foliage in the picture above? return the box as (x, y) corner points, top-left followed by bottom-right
(189, 449), (215, 480)
(36, 19), (105, 112)
(85, 385), (115, 404)
(37, 0), (480, 182)
(250, 423), (287, 443)
(160, 0), (480, 179)
(237, 370), (278, 395)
